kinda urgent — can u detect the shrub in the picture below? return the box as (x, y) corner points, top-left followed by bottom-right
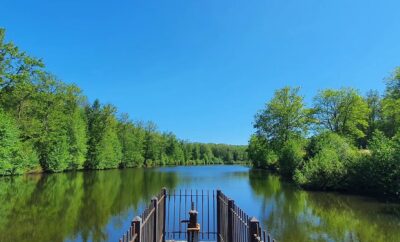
(248, 135), (278, 170)
(279, 139), (306, 177)
(294, 132), (358, 190)
(294, 148), (347, 189)
(354, 130), (400, 199)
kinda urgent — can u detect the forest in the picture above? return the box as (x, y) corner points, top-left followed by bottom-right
(248, 70), (400, 200)
(0, 29), (248, 176)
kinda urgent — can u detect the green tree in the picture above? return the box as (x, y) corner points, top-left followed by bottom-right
(359, 130), (400, 199)
(191, 143), (201, 162)
(200, 144), (213, 164)
(96, 105), (122, 168)
(85, 99), (103, 169)
(254, 87), (309, 149)
(381, 67), (400, 137)
(247, 134), (278, 170)
(279, 138), (306, 177)
(164, 133), (185, 165)
(0, 29), (44, 122)
(117, 114), (145, 167)
(313, 88), (369, 142)
(34, 74), (71, 172)
(85, 101), (122, 169)
(0, 109), (38, 175)
(363, 90), (381, 146)
(294, 132), (358, 190)
(65, 86), (87, 169)
(143, 122), (160, 166)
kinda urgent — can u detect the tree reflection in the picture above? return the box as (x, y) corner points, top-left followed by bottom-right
(249, 169), (400, 242)
(0, 168), (178, 242)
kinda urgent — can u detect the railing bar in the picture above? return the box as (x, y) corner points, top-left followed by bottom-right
(242, 209), (245, 242)
(206, 189), (209, 240)
(173, 189), (176, 238)
(213, 190), (215, 240)
(201, 189), (204, 240)
(179, 189), (182, 238)
(184, 189), (187, 240)
(168, 191), (170, 239)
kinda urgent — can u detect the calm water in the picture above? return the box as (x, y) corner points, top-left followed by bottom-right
(0, 165), (399, 242)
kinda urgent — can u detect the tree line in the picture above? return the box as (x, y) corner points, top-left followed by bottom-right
(248, 68), (400, 200)
(0, 29), (248, 175)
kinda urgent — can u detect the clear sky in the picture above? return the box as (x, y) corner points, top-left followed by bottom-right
(2, 0), (400, 145)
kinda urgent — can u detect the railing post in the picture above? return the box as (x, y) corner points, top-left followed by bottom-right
(187, 202), (200, 242)
(227, 199), (234, 242)
(132, 216), (142, 242)
(216, 190), (221, 242)
(162, 187), (167, 242)
(152, 196), (158, 242)
(249, 217), (261, 242)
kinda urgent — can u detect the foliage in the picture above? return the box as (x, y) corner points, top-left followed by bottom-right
(247, 134), (278, 170)
(294, 132), (358, 190)
(313, 88), (369, 142)
(351, 131), (400, 199)
(251, 72), (400, 200)
(361, 90), (382, 147)
(381, 67), (400, 137)
(279, 138), (306, 177)
(0, 109), (39, 175)
(254, 87), (309, 149)
(117, 114), (145, 167)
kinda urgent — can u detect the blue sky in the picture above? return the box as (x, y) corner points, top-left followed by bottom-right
(2, 0), (400, 145)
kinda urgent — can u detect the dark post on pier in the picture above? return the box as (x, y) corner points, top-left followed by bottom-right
(186, 202), (200, 242)
(119, 188), (276, 242)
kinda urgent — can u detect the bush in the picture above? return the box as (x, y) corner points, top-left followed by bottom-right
(294, 148), (347, 189)
(294, 132), (358, 190)
(279, 139), (306, 177)
(353, 130), (400, 199)
(248, 135), (278, 170)
(306, 132), (358, 160)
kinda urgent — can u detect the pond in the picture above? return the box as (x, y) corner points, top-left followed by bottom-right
(0, 165), (399, 242)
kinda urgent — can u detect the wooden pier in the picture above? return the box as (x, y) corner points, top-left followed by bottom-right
(119, 188), (275, 242)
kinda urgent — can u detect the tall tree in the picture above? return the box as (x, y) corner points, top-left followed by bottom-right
(254, 87), (309, 149)
(65, 85), (88, 169)
(247, 134), (278, 169)
(363, 90), (382, 146)
(85, 101), (122, 169)
(117, 114), (145, 167)
(34, 74), (70, 172)
(313, 88), (369, 142)
(143, 121), (159, 166)
(381, 67), (400, 137)
(96, 105), (122, 168)
(0, 109), (38, 175)
(200, 144), (213, 164)
(85, 99), (103, 169)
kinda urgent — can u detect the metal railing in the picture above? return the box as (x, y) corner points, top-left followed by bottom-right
(217, 190), (275, 242)
(119, 188), (167, 242)
(119, 188), (276, 242)
(165, 189), (217, 241)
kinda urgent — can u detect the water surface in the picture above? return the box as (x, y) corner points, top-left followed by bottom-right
(0, 165), (398, 242)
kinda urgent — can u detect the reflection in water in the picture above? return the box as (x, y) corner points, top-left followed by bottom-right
(0, 166), (398, 242)
(0, 169), (178, 242)
(249, 169), (400, 242)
